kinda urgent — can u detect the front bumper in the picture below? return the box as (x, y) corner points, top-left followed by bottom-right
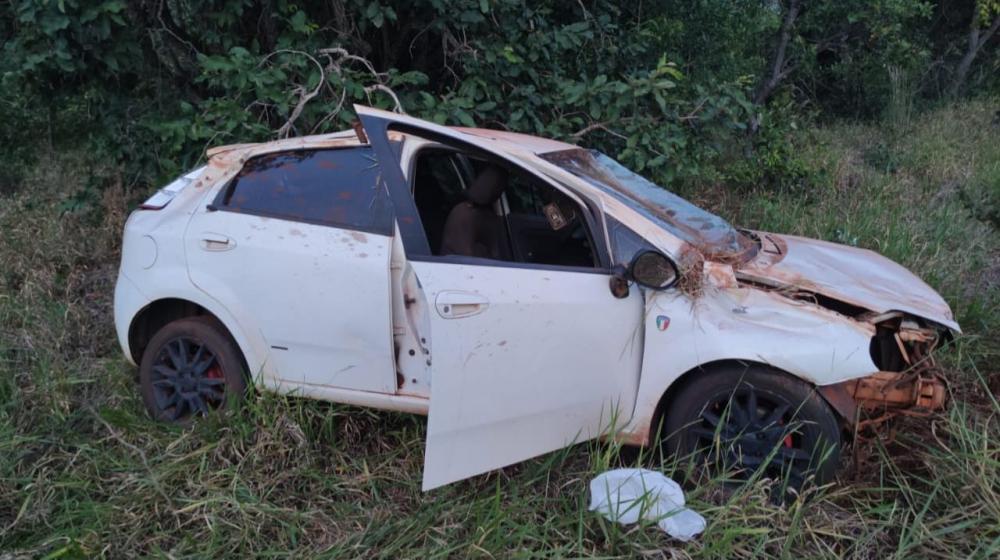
(847, 370), (947, 414)
(819, 315), (949, 426)
(820, 370), (947, 427)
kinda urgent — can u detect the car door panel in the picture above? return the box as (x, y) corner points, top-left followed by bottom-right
(411, 260), (644, 490)
(186, 210), (397, 392)
(184, 146), (397, 394)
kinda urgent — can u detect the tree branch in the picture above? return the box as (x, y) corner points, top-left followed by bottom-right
(753, 0), (801, 107)
(364, 84), (404, 113)
(982, 14), (1000, 45)
(260, 50), (326, 139)
(251, 47), (407, 137)
(950, 10), (999, 98)
(316, 47), (406, 119)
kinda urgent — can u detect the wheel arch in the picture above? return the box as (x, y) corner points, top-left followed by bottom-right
(128, 297), (254, 375)
(643, 359), (848, 447)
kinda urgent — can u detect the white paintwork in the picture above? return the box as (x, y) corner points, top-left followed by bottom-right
(185, 204), (397, 394)
(113, 272), (151, 364)
(266, 378), (429, 415)
(614, 281), (879, 445)
(114, 173), (274, 378)
(356, 107), (650, 489)
(112, 105), (960, 492)
(740, 233), (960, 332)
(411, 260), (644, 490)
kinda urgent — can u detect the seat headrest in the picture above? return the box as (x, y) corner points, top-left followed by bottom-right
(465, 166), (508, 206)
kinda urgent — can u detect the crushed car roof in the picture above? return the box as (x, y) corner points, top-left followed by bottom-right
(205, 125), (576, 164)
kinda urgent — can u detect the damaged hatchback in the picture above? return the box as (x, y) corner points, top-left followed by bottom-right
(114, 106), (957, 490)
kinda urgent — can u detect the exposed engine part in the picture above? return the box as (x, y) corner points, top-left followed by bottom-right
(868, 313), (941, 371)
(819, 369), (948, 428)
(847, 371), (947, 415)
(821, 313), (948, 428)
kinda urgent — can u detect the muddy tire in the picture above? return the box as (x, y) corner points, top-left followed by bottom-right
(662, 365), (841, 490)
(139, 316), (247, 423)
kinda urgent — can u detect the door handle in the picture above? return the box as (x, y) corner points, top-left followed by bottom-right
(435, 291), (489, 319)
(199, 232), (235, 251)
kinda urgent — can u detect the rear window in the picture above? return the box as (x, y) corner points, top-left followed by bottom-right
(218, 147), (392, 233)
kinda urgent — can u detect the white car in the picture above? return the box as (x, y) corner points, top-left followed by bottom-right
(115, 106), (957, 490)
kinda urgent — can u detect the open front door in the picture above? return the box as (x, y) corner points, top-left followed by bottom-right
(411, 261), (644, 490)
(357, 106), (645, 490)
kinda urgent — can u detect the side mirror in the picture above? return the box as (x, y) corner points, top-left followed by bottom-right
(628, 250), (679, 291)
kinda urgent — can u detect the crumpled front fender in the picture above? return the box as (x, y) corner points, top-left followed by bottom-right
(617, 285), (881, 446)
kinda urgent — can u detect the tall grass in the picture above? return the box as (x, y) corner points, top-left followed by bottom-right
(1, 101), (998, 558)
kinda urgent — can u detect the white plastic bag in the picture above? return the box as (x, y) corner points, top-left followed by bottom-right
(588, 468), (707, 541)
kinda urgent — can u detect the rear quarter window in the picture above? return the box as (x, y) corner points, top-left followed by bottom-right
(218, 147), (392, 233)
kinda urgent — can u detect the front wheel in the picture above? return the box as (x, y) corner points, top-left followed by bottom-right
(661, 365), (842, 490)
(139, 317), (247, 423)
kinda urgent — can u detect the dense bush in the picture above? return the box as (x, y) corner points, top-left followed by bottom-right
(1, 0), (997, 193)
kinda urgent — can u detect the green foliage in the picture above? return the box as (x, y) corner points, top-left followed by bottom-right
(978, 0), (1000, 23)
(0, 0), (996, 196)
(0, 2), (817, 188)
(772, 0), (935, 117)
(142, 1), (763, 187)
(4, 0), (135, 82)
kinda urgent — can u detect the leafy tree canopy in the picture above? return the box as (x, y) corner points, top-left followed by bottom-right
(1, 0), (996, 190)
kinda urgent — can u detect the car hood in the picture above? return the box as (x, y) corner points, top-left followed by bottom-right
(736, 232), (960, 332)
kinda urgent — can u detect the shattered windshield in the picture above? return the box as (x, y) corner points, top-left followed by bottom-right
(540, 149), (754, 260)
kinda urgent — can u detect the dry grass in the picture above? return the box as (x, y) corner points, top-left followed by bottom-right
(1, 101), (998, 558)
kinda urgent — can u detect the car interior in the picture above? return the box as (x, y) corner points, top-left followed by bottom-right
(411, 147), (598, 268)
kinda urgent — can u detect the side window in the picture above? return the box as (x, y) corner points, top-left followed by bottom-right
(401, 134), (604, 269)
(414, 151), (466, 199)
(413, 150), (468, 254)
(502, 172), (545, 215)
(219, 147), (392, 233)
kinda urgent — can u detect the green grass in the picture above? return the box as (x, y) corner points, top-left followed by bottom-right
(2, 101), (999, 558)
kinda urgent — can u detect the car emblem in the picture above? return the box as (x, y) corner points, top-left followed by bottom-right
(656, 315), (670, 331)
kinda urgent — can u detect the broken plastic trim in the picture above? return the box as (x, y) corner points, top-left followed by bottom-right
(820, 316), (947, 426)
(819, 370), (947, 427)
(140, 166), (205, 210)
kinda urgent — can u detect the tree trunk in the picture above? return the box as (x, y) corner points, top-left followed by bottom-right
(752, 0), (802, 107)
(749, 0), (801, 136)
(950, 9), (1000, 98)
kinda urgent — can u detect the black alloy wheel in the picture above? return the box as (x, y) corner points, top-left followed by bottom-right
(150, 336), (226, 419)
(139, 317), (247, 423)
(663, 366), (842, 491)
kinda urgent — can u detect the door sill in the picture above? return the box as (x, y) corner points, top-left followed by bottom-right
(268, 379), (430, 415)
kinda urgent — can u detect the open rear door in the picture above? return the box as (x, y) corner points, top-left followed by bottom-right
(356, 106), (645, 490)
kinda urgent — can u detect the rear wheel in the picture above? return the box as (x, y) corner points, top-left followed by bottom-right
(662, 366), (841, 490)
(139, 317), (246, 423)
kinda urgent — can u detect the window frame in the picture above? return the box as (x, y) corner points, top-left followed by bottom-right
(406, 144), (472, 196)
(209, 146), (395, 236)
(400, 136), (612, 273)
